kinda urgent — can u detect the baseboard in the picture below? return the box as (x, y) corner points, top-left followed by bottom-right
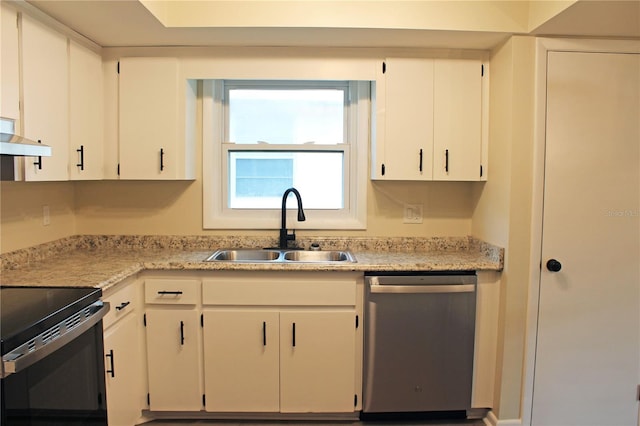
(484, 410), (522, 426)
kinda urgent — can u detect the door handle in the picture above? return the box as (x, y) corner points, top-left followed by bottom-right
(546, 259), (562, 272)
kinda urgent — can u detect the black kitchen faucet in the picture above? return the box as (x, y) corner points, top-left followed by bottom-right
(279, 187), (306, 249)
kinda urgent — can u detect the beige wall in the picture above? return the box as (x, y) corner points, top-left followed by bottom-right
(472, 35), (536, 421)
(0, 178), (475, 254)
(0, 181), (76, 252)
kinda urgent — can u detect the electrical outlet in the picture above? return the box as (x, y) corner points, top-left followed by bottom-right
(43, 205), (50, 226)
(403, 204), (423, 224)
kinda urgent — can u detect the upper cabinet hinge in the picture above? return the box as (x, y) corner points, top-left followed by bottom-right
(382, 61), (386, 74)
(481, 64), (484, 76)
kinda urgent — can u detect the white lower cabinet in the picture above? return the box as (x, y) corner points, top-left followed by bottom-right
(202, 271), (361, 414)
(203, 310), (280, 412)
(144, 277), (203, 412)
(102, 277), (145, 426)
(203, 309), (356, 413)
(279, 310), (356, 413)
(103, 314), (143, 426)
(145, 308), (202, 411)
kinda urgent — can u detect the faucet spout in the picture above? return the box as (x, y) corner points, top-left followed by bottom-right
(280, 187), (306, 249)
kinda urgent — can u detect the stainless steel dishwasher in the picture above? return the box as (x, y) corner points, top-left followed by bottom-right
(362, 272), (477, 417)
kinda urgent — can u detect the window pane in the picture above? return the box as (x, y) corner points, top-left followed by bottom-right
(229, 151), (344, 209)
(228, 88), (345, 145)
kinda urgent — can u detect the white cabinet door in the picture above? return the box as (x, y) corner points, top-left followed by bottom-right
(21, 14), (69, 181)
(1, 3), (20, 121)
(203, 310), (280, 412)
(118, 57), (195, 180)
(69, 40), (103, 180)
(280, 310), (356, 413)
(372, 57), (486, 182)
(103, 313), (143, 426)
(145, 309), (202, 411)
(373, 58), (434, 180)
(433, 59), (483, 181)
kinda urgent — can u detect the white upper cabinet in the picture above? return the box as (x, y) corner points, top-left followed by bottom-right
(1, 4), (20, 121)
(69, 40), (104, 180)
(21, 14), (69, 181)
(372, 57), (486, 181)
(118, 57), (196, 180)
(373, 58), (434, 180)
(433, 58), (484, 181)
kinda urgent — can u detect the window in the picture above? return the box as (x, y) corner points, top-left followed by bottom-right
(203, 80), (369, 230)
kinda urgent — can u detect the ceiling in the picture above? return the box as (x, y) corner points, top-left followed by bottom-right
(19, 0), (640, 50)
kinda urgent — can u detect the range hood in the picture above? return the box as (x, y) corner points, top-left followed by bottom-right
(0, 118), (52, 181)
(0, 132), (52, 157)
(0, 118), (52, 157)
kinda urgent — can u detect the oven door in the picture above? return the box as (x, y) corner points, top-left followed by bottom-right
(1, 315), (108, 425)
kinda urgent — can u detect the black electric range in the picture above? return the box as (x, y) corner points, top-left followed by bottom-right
(1, 286), (109, 425)
(1, 286), (102, 355)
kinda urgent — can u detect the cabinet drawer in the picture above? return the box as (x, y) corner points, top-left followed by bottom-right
(202, 278), (356, 306)
(145, 279), (200, 305)
(103, 280), (140, 329)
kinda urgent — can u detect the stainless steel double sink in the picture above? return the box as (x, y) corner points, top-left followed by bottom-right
(206, 248), (356, 263)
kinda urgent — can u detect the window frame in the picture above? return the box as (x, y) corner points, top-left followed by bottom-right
(202, 79), (369, 230)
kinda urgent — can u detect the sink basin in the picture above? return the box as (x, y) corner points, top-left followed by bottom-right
(206, 249), (280, 262)
(205, 249), (356, 263)
(283, 250), (356, 263)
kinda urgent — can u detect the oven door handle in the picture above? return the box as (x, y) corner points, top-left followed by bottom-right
(369, 284), (475, 294)
(1, 301), (110, 378)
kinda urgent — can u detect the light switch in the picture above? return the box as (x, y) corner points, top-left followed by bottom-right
(403, 204), (423, 224)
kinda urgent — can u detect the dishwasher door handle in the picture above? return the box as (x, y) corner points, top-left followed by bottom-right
(369, 284), (475, 294)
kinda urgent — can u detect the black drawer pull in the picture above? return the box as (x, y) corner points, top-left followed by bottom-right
(263, 321), (267, 346)
(445, 149), (449, 173)
(105, 349), (115, 377)
(292, 322), (296, 347)
(77, 145), (84, 170)
(115, 301), (130, 311)
(157, 290), (183, 295)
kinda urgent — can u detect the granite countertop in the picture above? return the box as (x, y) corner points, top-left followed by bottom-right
(0, 235), (503, 291)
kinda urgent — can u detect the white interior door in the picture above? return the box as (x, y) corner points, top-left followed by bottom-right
(533, 51), (640, 426)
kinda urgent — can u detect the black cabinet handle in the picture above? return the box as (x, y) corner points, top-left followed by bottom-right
(105, 349), (115, 377)
(157, 290), (183, 295)
(292, 322), (296, 347)
(381, 164), (385, 176)
(180, 321), (185, 345)
(445, 149), (449, 173)
(76, 145), (84, 170)
(546, 259), (562, 272)
(419, 149), (423, 172)
(263, 321), (266, 346)
(160, 148), (164, 171)
(115, 301), (130, 311)
(34, 139), (42, 170)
